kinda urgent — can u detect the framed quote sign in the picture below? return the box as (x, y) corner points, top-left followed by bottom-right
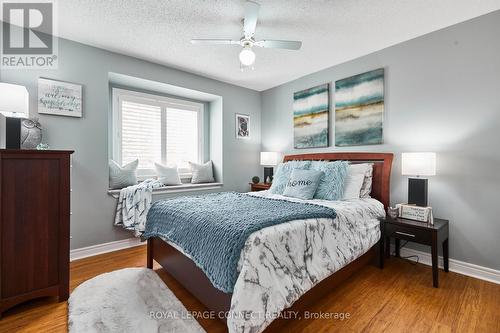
(38, 78), (83, 117)
(397, 204), (434, 224)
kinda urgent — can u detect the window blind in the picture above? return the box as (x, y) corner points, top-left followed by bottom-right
(115, 90), (203, 176)
(166, 108), (199, 170)
(121, 100), (162, 170)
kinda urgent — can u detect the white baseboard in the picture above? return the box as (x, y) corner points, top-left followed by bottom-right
(70, 238), (145, 261)
(396, 246), (499, 285)
(70, 238), (499, 285)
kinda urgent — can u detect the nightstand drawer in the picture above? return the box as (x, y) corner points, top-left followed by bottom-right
(385, 223), (432, 245)
(249, 183), (271, 192)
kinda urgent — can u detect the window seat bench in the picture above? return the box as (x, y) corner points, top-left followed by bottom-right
(107, 182), (223, 198)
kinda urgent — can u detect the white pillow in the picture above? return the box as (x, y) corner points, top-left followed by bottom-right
(342, 163), (372, 200)
(342, 172), (366, 200)
(155, 163), (182, 185)
(109, 159), (138, 189)
(189, 161), (215, 184)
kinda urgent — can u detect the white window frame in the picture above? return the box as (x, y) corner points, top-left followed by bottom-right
(112, 88), (204, 179)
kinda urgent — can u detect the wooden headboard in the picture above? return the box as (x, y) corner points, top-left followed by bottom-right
(283, 152), (394, 209)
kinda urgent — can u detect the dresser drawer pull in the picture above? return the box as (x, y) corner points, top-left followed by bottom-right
(395, 231), (415, 238)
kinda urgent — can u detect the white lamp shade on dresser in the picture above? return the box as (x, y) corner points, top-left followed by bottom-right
(0, 83), (29, 118)
(402, 152), (436, 176)
(260, 152), (281, 166)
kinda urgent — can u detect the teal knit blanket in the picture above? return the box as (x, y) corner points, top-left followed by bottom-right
(142, 192), (337, 293)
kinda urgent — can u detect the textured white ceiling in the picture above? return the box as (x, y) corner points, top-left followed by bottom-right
(58, 0), (500, 91)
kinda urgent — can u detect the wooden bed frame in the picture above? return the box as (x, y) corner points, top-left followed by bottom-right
(147, 152), (393, 328)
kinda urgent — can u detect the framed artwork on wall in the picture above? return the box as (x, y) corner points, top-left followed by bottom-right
(335, 68), (384, 146)
(236, 113), (250, 139)
(38, 78), (83, 117)
(293, 83), (329, 149)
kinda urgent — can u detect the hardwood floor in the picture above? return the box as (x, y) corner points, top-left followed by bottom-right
(0, 245), (498, 332)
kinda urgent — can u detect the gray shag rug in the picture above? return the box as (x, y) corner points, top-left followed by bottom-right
(68, 268), (206, 333)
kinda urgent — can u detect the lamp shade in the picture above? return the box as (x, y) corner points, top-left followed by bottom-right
(260, 152), (281, 166)
(0, 82), (29, 117)
(402, 152), (436, 176)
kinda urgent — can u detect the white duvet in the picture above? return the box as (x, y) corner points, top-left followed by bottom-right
(164, 191), (385, 332)
(227, 191), (385, 333)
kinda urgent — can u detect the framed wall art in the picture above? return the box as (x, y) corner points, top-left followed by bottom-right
(293, 83), (329, 149)
(38, 78), (83, 117)
(236, 113), (250, 139)
(335, 68), (384, 146)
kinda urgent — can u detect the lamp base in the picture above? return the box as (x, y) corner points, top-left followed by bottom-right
(264, 167), (274, 183)
(408, 178), (428, 207)
(0, 116), (22, 149)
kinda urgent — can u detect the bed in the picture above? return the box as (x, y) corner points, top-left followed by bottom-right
(146, 152), (393, 332)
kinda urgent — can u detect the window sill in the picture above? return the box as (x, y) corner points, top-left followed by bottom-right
(108, 182), (223, 198)
(136, 173), (193, 182)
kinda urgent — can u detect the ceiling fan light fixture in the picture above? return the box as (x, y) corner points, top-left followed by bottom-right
(191, 1), (301, 70)
(239, 47), (256, 66)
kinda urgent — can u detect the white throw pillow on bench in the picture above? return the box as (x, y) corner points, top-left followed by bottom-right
(155, 163), (182, 186)
(189, 161), (215, 184)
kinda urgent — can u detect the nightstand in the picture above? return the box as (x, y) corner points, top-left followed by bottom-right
(380, 217), (449, 288)
(249, 183), (271, 192)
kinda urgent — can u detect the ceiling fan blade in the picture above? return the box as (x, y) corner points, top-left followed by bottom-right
(243, 1), (260, 38)
(255, 40), (302, 50)
(190, 39), (240, 45)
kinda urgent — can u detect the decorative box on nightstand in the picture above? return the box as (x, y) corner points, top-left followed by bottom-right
(249, 182), (271, 192)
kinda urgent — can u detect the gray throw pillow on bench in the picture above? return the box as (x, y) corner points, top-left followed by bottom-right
(109, 159), (138, 189)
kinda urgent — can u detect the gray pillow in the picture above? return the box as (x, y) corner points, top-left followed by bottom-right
(189, 161), (215, 184)
(109, 159), (138, 189)
(310, 160), (349, 200)
(283, 169), (323, 200)
(269, 160), (312, 195)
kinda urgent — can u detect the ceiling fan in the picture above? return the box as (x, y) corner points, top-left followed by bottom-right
(191, 0), (302, 68)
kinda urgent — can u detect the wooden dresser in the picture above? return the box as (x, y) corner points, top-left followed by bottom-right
(0, 149), (73, 317)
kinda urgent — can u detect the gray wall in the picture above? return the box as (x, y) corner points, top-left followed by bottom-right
(0, 38), (261, 250)
(1, 11), (498, 270)
(261, 11), (500, 270)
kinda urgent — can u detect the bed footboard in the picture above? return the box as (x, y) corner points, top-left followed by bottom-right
(148, 236), (377, 328)
(147, 237), (232, 314)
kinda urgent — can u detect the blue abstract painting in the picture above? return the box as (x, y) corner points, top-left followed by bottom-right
(335, 69), (384, 146)
(293, 84), (329, 149)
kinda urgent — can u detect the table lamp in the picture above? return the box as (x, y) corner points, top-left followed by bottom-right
(260, 152), (281, 183)
(0, 82), (29, 118)
(0, 83), (29, 149)
(402, 152), (436, 207)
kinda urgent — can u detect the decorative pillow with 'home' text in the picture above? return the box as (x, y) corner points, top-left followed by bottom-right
(283, 169), (323, 200)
